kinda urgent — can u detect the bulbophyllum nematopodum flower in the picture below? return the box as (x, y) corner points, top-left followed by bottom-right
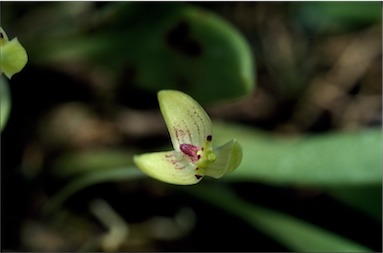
(0, 27), (28, 79)
(134, 90), (242, 185)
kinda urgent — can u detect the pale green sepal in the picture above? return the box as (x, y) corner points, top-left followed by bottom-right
(205, 139), (242, 178)
(133, 150), (201, 185)
(158, 90), (212, 151)
(1, 37), (28, 79)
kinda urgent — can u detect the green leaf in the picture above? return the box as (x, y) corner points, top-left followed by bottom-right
(328, 184), (382, 221)
(136, 4), (256, 103)
(293, 2), (381, 34)
(185, 184), (372, 252)
(51, 149), (135, 178)
(213, 122), (382, 186)
(0, 76), (11, 131)
(25, 3), (255, 103)
(44, 167), (145, 214)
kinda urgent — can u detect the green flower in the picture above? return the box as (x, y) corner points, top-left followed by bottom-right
(134, 90), (242, 185)
(0, 27), (28, 79)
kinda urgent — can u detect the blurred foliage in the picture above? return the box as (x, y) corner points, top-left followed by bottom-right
(1, 1), (382, 252)
(214, 122), (382, 186)
(51, 149), (135, 178)
(184, 184), (372, 252)
(4, 2), (255, 104)
(293, 2), (382, 35)
(0, 76), (11, 130)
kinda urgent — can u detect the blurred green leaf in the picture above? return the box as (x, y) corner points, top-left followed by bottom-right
(0, 76), (11, 131)
(24, 3), (255, 103)
(52, 149), (135, 178)
(213, 122), (382, 186)
(328, 184), (382, 221)
(186, 184), (372, 252)
(293, 2), (381, 34)
(44, 167), (145, 214)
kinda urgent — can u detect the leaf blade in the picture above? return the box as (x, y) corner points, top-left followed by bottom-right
(185, 185), (372, 252)
(214, 123), (382, 186)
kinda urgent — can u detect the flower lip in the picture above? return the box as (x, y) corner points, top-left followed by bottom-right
(180, 143), (200, 162)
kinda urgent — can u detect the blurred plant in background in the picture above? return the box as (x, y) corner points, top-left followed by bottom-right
(1, 2), (381, 252)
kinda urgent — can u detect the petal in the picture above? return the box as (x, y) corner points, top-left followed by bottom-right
(158, 90), (212, 151)
(133, 150), (202, 185)
(1, 38), (28, 79)
(205, 139), (242, 178)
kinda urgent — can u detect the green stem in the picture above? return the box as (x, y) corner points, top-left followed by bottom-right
(43, 167), (146, 214)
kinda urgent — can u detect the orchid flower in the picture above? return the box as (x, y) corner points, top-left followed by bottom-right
(0, 27), (28, 79)
(134, 90), (242, 185)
